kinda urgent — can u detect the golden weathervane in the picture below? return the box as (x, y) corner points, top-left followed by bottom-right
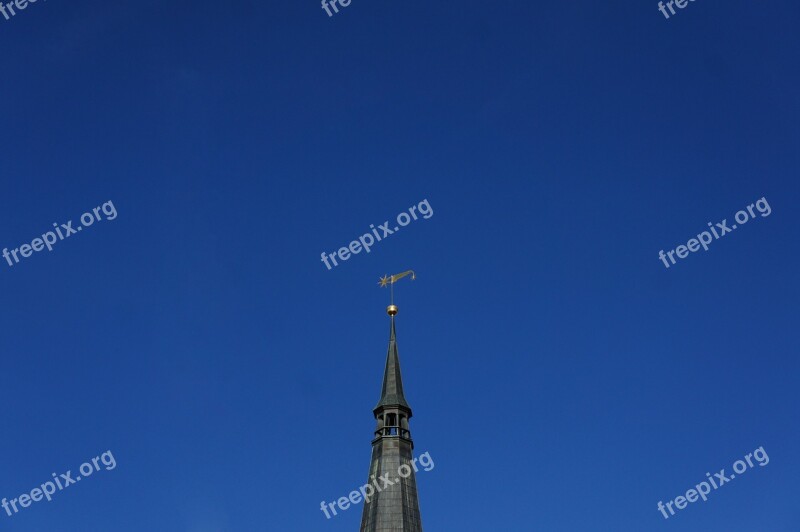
(378, 270), (416, 316)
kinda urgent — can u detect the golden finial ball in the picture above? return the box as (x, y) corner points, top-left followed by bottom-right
(387, 305), (398, 316)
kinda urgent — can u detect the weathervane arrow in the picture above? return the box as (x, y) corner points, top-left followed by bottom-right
(378, 270), (416, 288)
(378, 270), (416, 316)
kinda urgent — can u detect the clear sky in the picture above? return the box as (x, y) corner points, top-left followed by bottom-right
(1, 0), (798, 530)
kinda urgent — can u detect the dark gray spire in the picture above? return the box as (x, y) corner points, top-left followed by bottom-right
(374, 317), (412, 413)
(360, 312), (423, 532)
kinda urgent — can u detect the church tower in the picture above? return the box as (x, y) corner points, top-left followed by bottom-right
(359, 302), (424, 531)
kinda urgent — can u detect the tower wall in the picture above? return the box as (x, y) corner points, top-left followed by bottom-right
(359, 437), (423, 532)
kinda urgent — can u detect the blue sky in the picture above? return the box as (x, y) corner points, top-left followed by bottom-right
(1, 0), (798, 530)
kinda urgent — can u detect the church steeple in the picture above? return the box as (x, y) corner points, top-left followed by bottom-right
(359, 298), (424, 532)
